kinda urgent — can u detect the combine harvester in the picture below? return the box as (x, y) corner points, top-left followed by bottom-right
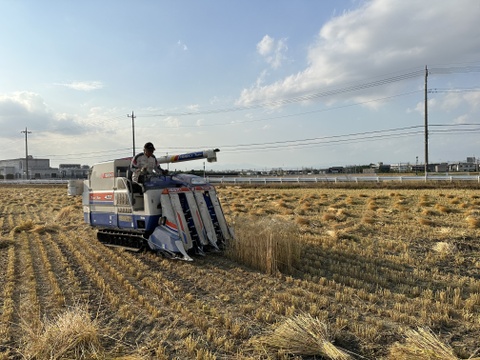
(81, 148), (232, 261)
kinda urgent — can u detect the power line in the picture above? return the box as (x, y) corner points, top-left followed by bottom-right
(31, 123), (480, 161)
(13, 63), (480, 164)
(37, 147), (131, 158)
(139, 69), (425, 118)
(217, 125), (424, 149)
(136, 64), (480, 119)
(429, 87), (480, 93)
(220, 131), (426, 153)
(429, 65), (480, 74)
(140, 90), (422, 129)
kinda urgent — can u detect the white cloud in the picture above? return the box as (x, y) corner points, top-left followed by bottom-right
(187, 104), (199, 112)
(0, 92), (112, 138)
(163, 116), (181, 128)
(57, 81), (104, 91)
(441, 93), (463, 111)
(464, 91), (480, 109)
(256, 35), (288, 69)
(408, 98), (436, 115)
(238, 0), (480, 106)
(453, 114), (469, 124)
(177, 40), (188, 51)
(0, 92), (53, 136)
(257, 35), (274, 56)
(441, 91), (480, 111)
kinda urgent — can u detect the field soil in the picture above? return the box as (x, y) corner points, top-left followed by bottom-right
(0, 184), (479, 359)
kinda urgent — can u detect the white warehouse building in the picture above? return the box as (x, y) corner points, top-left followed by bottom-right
(0, 156), (89, 179)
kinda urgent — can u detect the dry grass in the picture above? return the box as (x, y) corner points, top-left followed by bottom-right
(10, 220), (60, 235)
(422, 208), (438, 216)
(435, 204), (453, 214)
(226, 216), (302, 275)
(55, 205), (79, 221)
(295, 216), (310, 226)
(418, 217), (436, 226)
(466, 215), (480, 228)
(19, 305), (103, 360)
(256, 313), (351, 359)
(433, 242), (457, 255)
(11, 220), (35, 233)
(322, 212), (337, 221)
(0, 237), (14, 249)
(2, 185), (480, 359)
(366, 199), (378, 211)
(30, 223), (61, 234)
(388, 327), (464, 360)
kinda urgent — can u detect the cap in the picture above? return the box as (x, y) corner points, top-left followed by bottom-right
(144, 142), (155, 151)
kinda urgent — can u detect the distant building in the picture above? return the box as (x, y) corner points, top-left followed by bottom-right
(363, 162), (391, 174)
(327, 166), (344, 174)
(59, 164), (89, 179)
(0, 156), (89, 179)
(0, 156), (57, 179)
(449, 162), (477, 172)
(435, 163), (449, 172)
(390, 163), (409, 172)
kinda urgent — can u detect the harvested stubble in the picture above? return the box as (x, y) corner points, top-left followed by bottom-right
(256, 313), (351, 359)
(295, 216), (310, 226)
(466, 215), (480, 228)
(55, 205), (79, 221)
(11, 220), (35, 233)
(435, 204), (453, 214)
(418, 217), (436, 226)
(366, 200), (378, 211)
(361, 215), (375, 224)
(2, 185), (480, 359)
(422, 208), (438, 216)
(30, 223), (61, 234)
(433, 242), (457, 255)
(0, 237), (14, 249)
(322, 212), (337, 221)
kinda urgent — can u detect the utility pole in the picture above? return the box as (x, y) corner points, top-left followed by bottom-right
(21, 127), (32, 179)
(424, 65), (429, 176)
(127, 111), (136, 157)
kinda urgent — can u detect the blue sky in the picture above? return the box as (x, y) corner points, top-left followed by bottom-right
(1, 0), (480, 171)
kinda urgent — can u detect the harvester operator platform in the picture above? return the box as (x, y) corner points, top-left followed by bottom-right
(130, 142), (168, 184)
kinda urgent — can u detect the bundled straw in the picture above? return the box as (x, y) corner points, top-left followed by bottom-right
(20, 306), (103, 360)
(55, 205), (78, 221)
(388, 327), (458, 360)
(258, 313), (350, 359)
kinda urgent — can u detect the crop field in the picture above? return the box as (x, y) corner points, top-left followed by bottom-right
(0, 184), (479, 359)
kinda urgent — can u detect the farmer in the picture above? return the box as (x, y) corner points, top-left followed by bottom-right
(130, 142), (168, 184)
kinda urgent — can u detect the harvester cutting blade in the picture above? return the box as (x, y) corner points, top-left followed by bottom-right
(174, 240), (193, 261)
(148, 226), (194, 261)
(206, 230), (220, 251)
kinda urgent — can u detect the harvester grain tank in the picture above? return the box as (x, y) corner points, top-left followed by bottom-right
(82, 148), (232, 260)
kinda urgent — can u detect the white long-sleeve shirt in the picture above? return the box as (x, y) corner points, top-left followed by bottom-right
(130, 152), (160, 182)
